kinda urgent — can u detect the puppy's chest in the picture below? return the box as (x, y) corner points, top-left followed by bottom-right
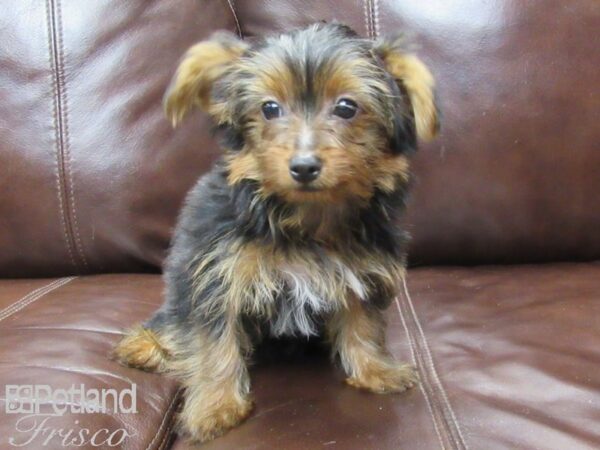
(221, 242), (401, 336)
(268, 256), (368, 337)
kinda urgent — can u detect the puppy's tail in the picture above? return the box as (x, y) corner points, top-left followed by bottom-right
(112, 326), (172, 373)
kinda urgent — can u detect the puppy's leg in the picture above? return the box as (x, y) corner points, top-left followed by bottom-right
(175, 316), (253, 443)
(112, 325), (174, 373)
(327, 296), (417, 393)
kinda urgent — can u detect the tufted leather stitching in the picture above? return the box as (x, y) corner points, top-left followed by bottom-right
(402, 277), (469, 449)
(396, 294), (447, 449)
(46, 0), (89, 272)
(372, 0), (380, 38)
(46, 0), (77, 270)
(363, 0), (372, 39)
(396, 277), (469, 450)
(145, 387), (182, 450)
(54, 0), (89, 270)
(226, 0), (243, 38)
(156, 422), (175, 450)
(0, 277), (77, 324)
(363, 0), (380, 39)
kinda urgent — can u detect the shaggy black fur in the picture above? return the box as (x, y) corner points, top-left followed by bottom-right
(147, 160), (410, 338)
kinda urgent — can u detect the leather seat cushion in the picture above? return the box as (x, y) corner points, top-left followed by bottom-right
(2, 263), (599, 449)
(0, 274), (179, 450)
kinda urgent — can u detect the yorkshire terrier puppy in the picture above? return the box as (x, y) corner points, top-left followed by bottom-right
(113, 23), (438, 443)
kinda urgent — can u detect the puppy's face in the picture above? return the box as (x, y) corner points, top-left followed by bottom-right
(165, 24), (438, 205)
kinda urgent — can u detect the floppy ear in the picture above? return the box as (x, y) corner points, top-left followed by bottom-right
(374, 37), (439, 142)
(164, 31), (248, 127)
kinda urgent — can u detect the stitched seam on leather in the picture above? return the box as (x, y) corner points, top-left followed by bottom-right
(395, 295), (448, 450)
(156, 423), (173, 450)
(46, 0), (77, 270)
(401, 277), (469, 449)
(363, 0), (372, 39)
(145, 388), (182, 450)
(54, 0), (89, 270)
(0, 277), (77, 323)
(372, 0), (380, 39)
(226, 0), (243, 38)
(397, 285), (459, 449)
(0, 279), (65, 322)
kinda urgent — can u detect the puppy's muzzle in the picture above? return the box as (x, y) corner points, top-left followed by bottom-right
(289, 154), (321, 184)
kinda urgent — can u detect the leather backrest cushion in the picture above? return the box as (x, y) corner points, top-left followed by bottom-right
(1, 1), (598, 277)
(233, 0), (600, 265)
(0, 0), (236, 276)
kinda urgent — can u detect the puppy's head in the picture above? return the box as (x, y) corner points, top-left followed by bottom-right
(165, 24), (439, 205)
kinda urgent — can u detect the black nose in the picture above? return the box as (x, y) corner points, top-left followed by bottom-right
(289, 154), (322, 183)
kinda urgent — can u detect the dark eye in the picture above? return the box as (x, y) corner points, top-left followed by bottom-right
(333, 98), (358, 119)
(261, 101), (283, 120)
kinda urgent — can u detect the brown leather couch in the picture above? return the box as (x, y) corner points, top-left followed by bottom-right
(1, 1), (598, 449)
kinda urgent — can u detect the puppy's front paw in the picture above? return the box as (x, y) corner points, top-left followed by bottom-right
(111, 326), (169, 373)
(182, 396), (253, 444)
(346, 363), (418, 394)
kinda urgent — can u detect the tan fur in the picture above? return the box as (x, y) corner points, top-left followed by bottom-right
(373, 155), (410, 193)
(225, 113), (407, 205)
(243, 58), (297, 102)
(190, 240), (278, 318)
(164, 32), (248, 126)
(191, 238), (405, 323)
(322, 59), (383, 100)
(170, 317), (252, 443)
(327, 292), (418, 393)
(376, 39), (439, 141)
(226, 152), (261, 184)
(115, 319), (253, 443)
(112, 326), (173, 373)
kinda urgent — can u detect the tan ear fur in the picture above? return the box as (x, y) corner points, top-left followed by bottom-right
(164, 32), (248, 127)
(376, 39), (439, 141)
